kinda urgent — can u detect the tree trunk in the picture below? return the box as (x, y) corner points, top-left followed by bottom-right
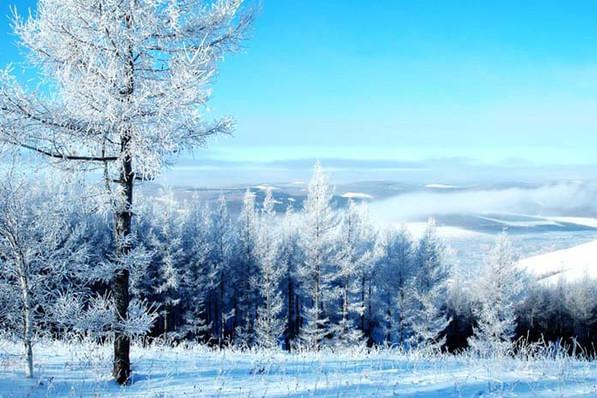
(219, 273), (225, 347)
(19, 272), (34, 378)
(360, 276), (366, 332)
(341, 277), (349, 338)
(113, 135), (133, 384)
(163, 307), (168, 340)
(286, 277), (295, 351)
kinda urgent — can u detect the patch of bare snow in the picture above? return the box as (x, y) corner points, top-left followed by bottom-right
(543, 216), (597, 229)
(254, 184), (278, 191)
(404, 222), (483, 239)
(424, 184), (459, 189)
(477, 215), (561, 228)
(341, 192), (373, 200)
(519, 239), (597, 284)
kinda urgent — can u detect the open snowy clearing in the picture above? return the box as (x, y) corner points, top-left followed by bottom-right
(1, 340), (596, 397)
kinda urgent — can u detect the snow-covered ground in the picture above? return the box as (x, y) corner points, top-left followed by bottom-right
(1, 340), (596, 397)
(404, 222), (483, 239)
(519, 239), (597, 284)
(340, 192), (374, 200)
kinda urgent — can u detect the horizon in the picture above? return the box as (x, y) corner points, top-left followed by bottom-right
(1, 1), (596, 175)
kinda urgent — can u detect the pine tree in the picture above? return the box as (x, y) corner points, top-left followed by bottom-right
(254, 189), (285, 348)
(208, 195), (235, 347)
(407, 219), (451, 349)
(565, 276), (597, 348)
(148, 190), (185, 339)
(180, 196), (212, 341)
(468, 232), (526, 356)
(298, 162), (338, 349)
(374, 226), (416, 345)
(234, 189), (260, 346)
(332, 200), (373, 347)
(278, 203), (303, 350)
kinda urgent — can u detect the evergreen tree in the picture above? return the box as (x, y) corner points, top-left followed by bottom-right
(407, 219), (451, 349)
(278, 203), (303, 350)
(208, 195), (235, 347)
(254, 189), (285, 348)
(180, 196), (212, 341)
(298, 162), (338, 349)
(374, 226), (416, 345)
(565, 276), (597, 348)
(468, 232), (526, 356)
(332, 200), (373, 347)
(235, 189), (259, 346)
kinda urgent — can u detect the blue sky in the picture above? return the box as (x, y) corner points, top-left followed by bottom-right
(1, 0), (597, 167)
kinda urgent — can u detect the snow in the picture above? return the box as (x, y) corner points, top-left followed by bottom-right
(477, 215), (561, 228)
(424, 184), (459, 189)
(544, 216), (597, 229)
(340, 192), (374, 200)
(254, 184), (278, 191)
(1, 340), (596, 397)
(404, 222), (483, 239)
(519, 239), (597, 283)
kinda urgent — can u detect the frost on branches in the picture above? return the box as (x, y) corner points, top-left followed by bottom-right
(0, 0), (253, 384)
(3, 162), (593, 369)
(0, 174), (89, 378)
(298, 162), (338, 350)
(468, 232), (526, 356)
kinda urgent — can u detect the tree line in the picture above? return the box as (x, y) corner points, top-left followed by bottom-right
(2, 163), (597, 378)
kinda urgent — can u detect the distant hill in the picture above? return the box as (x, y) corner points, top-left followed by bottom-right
(519, 239), (597, 284)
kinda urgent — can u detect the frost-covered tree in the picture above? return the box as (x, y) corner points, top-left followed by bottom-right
(565, 276), (597, 348)
(147, 190), (185, 338)
(407, 219), (451, 349)
(331, 200), (373, 347)
(254, 189), (284, 348)
(235, 189), (259, 346)
(0, 176), (88, 378)
(277, 203), (303, 350)
(208, 195), (235, 347)
(298, 162), (338, 349)
(374, 226), (416, 345)
(0, 0), (253, 382)
(180, 196), (212, 341)
(468, 232), (526, 355)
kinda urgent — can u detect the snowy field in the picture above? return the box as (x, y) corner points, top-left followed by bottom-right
(1, 340), (596, 397)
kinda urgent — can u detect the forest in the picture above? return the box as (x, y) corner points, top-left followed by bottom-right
(2, 162), (596, 381)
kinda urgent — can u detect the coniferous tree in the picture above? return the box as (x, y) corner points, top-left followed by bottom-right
(407, 219), (451, 349)
(374, 226), (416, 345)
(298, 162), (338, 349)
(254, 189), (285, 348)
(149, 190), (184, 338)
(332, 200), (373, 347)
(209, 195), (235, 347)
(565, 276), (597, 348)
(235, 189), (259, 346)
(468, 232), (526, 355)
(278, 204), (303, 350)
(180, 197), (212, 341)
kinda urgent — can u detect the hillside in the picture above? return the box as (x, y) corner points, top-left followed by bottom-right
(519, 239), (597, 284)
